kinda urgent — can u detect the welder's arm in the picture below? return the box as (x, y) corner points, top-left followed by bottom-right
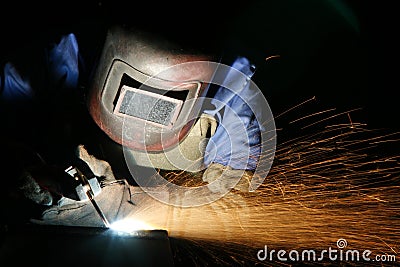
(202, 56), (261, 193)
(0, 62), (34, 102)
(0, 33), (79, 102)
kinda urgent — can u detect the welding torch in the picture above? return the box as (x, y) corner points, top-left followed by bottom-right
(65, 165), (111, 228)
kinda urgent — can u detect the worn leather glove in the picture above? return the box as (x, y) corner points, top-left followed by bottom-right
(19, 144), (116, 205)
(202, 162), (254, 193)
(75, 144), (116, 183)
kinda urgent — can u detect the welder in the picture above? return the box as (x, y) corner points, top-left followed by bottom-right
(0, 17), (274, 227)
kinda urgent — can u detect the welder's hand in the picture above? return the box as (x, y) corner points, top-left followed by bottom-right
(76, 144), (116, 183)
(202, 163), (253, 193)
(18, 145), (116, 204)
(17, 171), (54, 206)
(21, 163), (80, 204)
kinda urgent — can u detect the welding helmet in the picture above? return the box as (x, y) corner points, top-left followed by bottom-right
(88, 25), (218, 172)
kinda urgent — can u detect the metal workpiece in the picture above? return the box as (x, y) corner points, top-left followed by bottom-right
(0, 224), (174, 267)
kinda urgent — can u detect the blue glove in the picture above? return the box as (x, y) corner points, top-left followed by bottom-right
(203, 56), (262, 171)
(1, 33), (80, 102)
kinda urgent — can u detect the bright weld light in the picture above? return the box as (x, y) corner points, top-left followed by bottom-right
(110, 219), (154, 234)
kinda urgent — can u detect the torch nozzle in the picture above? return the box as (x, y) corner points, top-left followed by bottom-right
(65, 165), (111, 228)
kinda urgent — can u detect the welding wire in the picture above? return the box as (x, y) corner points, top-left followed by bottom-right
(86, 189), (111, 228)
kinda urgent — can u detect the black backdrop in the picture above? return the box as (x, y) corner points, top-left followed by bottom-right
(1, 0), (397, 127)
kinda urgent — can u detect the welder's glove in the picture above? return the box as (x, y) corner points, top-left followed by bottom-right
(19, 165), (78, 205)
(17, 171), (54, 206)
(17, 145), (116, 206)
(75, 144), (116, 183)
(202, 163), (254, 193)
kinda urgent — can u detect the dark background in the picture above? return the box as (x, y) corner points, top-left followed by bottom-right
(1, 0), (397, 130)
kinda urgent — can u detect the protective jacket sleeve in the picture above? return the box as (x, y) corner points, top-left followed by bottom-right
(1, 33), (79, 101)
(203, 56), (261, 171)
